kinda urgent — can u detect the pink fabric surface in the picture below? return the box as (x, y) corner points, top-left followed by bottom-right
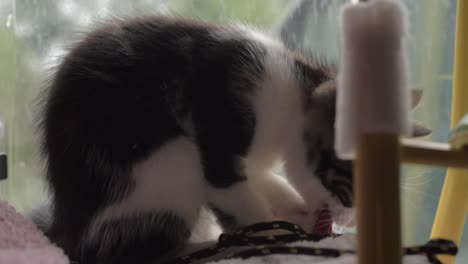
(0, 201), (69, 264)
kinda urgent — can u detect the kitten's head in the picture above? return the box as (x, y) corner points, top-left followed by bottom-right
(301, 76), (354, 211)
(299, 62), (430, 220)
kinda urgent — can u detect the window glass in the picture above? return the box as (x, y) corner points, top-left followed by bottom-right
(0, 1), (465, 262)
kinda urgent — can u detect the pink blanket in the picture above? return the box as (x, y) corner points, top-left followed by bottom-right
(0, 201), (69, 264)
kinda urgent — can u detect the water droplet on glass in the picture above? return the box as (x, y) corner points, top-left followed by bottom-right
(6, 14), (12, 28)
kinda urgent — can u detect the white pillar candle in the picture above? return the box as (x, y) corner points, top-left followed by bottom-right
(335, 0), (411, 159)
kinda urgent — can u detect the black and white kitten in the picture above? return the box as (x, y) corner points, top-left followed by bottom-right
(37, 16), (428, 264)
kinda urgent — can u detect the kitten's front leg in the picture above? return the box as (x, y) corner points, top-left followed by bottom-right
(251, 172), (312, 230)
(194, 104), (276, 231)
(206, 180), (275, 232)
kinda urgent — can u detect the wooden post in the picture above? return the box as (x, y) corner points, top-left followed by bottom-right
(355, 134), (402, 264)
(401, 139), (468, 169)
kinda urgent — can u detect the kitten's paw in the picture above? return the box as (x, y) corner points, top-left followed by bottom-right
(271, 205), (313, 232)
(251, 172), (316, 230)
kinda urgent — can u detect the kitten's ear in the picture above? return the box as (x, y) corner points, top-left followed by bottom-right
(411, 87), (423, 109)
(409, 87), (431, 137)
(308, 81), (337, 130)
(311, 81), (337, 112)
(411, 123), (432, 137)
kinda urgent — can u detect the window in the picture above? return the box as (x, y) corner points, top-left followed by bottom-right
(0, 0), (465, 262)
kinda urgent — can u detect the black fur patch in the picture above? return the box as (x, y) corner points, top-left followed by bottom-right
(188, 30), (266, 188)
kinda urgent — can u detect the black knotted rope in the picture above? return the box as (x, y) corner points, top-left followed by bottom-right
(166, 221), (458, 264)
